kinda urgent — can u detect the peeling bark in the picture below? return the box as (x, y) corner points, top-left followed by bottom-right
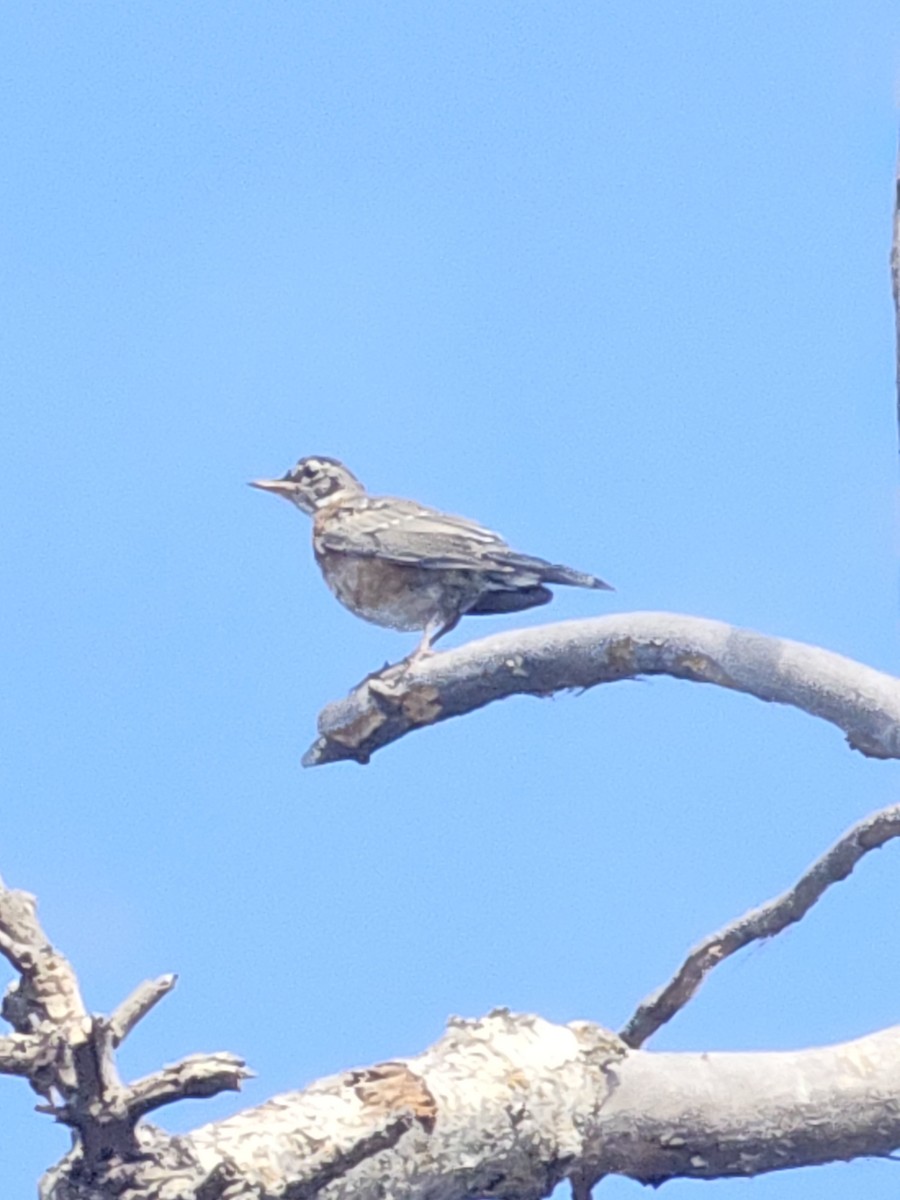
(35, 1011), (900, 1200)
(2, 861), (900, 1198)
(0, 874), (251, 1183)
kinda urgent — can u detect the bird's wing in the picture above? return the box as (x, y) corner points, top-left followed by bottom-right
(315, 497), (539, 576)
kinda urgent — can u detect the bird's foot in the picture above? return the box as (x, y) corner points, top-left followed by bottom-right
(404, 645), (435, 668)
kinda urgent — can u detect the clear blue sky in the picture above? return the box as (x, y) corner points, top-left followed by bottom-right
(2, 4), (899, 1196)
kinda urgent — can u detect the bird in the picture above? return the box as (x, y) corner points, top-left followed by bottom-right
(250, 455), (613, 662)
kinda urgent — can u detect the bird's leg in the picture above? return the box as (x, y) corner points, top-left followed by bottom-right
(373, 617), (454, 688)
(406, 613), (461, 667)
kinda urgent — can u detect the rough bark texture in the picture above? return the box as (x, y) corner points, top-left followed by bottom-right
(4, 795), (900, 1197)
(303, 613), (900, 766)
(36, 1013), (900, 1200)
(0, 875), (250, 1196)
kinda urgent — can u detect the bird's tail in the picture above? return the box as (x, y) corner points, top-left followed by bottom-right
(484, 547), (614, 592)
(541, 562), (614, 591)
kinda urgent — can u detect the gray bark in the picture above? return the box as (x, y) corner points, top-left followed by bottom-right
(303, 612), (900, 766)
(35, 1012), (900, 1200)
(4, 795), (900, 1197)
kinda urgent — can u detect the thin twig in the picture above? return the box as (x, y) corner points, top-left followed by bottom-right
(620, 803), (900, 1048)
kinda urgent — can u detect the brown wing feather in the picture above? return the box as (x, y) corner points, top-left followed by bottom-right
(316, 496), (612, 590)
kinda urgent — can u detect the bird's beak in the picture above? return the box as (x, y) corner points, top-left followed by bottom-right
(248, 477), (296, 499)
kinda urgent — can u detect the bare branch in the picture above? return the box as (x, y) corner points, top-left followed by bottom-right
(2, 871), (897, 1197)
(168, 1012), (900, 1197)
(621, 802), (900, 1048)
(0, 1032), (54, 1077)
(303, 613), (900, 766)
(107, 974), (178, 1046)
(0, 876), (249, 1174)
(127, 1052), (252, 1121)
(34, 1005), (900, 1198)
(0, 885), (86, 1034)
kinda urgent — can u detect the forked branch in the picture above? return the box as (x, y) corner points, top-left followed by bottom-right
(39, 1009), (900, 1198)
(0, 875), (250, 1170)
(3, 829), (900, 1198)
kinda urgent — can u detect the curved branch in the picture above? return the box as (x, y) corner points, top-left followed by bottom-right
(303, 612), (900, 766)
(621, 802), (900, 1048)
(128, 1052), (251, 1121)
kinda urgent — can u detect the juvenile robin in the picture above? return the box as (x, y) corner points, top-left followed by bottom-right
(250, 456), (613, 661)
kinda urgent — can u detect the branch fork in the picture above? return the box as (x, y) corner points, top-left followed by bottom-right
(0, 874), (250, 1173)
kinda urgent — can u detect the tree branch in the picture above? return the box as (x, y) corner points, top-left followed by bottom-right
(303, 613), (900, 766)
(107, 974), (177, 1046)
(0, 875), (86, 1037)
(621, 801), (900, 1048)
(0, 876), (251, 1170)
(32, 1002), (900, 1198)
(102, 1012), (900, 1199)
(2, 869), (898, 1197)
(128, 1052), (252, 1121)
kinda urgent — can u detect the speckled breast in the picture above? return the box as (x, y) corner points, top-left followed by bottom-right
(313, 551), (480, 632)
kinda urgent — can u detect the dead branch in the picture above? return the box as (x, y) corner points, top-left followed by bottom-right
(0, 875), (250, 1170)
(107, 973), (177, 1046)
(621, 801), (900, 1048)
(41, 1009), (900, 1199)
(303, 612), (900, 766)
(2, 872), (900, 1197)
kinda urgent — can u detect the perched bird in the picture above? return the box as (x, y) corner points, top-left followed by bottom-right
(250, 456), (613, 661)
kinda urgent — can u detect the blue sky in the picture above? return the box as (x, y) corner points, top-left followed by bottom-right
(2, 3), (900, 1195)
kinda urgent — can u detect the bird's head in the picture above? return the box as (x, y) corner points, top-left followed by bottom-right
(249, 456), (365, 514)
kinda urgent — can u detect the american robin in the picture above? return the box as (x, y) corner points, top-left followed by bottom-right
(250, 456), (613, 661)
